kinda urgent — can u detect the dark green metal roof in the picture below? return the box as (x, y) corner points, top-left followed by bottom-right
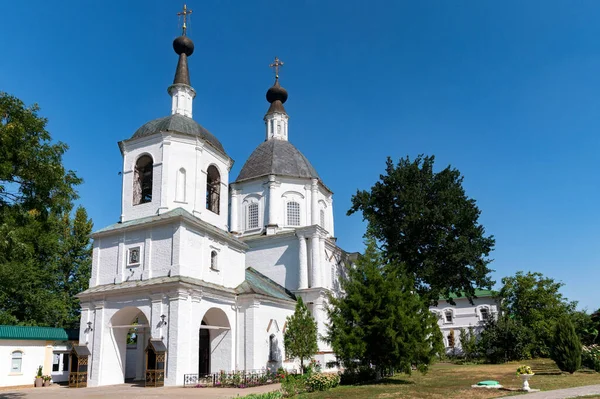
(0, 325), (69, 341)
(441, 289), (497, 300)
(237, 267), (296, 302)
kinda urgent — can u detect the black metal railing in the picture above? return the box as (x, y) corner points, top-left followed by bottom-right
(184, 369), (282, 388)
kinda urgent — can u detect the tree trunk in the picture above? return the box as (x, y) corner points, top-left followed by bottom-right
(300, 358), (304, 374)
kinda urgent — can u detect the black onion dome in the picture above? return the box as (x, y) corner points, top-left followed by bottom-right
(235, 140), (319, 182)
(131, 114), (226, 156)
(266, 79), (288, 104)
(173, 35), (194, 56)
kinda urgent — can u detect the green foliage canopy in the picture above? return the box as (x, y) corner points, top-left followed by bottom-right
(500, 271), (576, 357)
(0, 92), (92, 328)
(348, 155), (495, 304)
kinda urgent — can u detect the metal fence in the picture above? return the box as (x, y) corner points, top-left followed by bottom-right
(184, 369), (282, 388)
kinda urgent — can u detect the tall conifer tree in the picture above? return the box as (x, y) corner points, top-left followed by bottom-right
(284, 297), (318, 372)
(327, 237), (442, 375)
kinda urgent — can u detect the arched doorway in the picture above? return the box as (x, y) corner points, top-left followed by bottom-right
(105, 307), (150, 385)
(199, 308), (232, 374)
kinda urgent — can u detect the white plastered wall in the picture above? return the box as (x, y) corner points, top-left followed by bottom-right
(237, 298), (295, 372)
(0, 340), (51, 387)
(90, 218), (245, 289)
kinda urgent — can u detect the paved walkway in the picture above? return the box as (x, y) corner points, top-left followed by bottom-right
(0, 382), (282, 399)
(499, 384), (600, 398)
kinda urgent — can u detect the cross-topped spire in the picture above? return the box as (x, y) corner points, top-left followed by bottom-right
(177, 4), (193, 36)
(269, 57), (284, 79)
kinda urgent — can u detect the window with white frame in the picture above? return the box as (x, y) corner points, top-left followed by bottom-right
(11, 351), (22, 373)
(444, 310), (453, 323)
(247, 203), (259, 230)
(210, 250), (218, 271)
(480, 307), (490, 321)
(287, 201), (300, 226)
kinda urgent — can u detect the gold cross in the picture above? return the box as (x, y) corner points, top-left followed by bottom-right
(269, 57), (284, 79)
(177, 4), (193, 36)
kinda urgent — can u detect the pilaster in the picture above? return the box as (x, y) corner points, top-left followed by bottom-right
(159, 138), (172, 214)
(230, 188), (239, 233)
(193, 142), (204, 217)
(311, 179), (319, 226)
(266, 175), (280, 235)
(166, 289), (190, 386)
(310, 234), (321, 287)
(298, 233), (308, 289)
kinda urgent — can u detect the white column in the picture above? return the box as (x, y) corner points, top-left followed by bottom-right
(192, 143), (204, 217)
(230, 188), (239, 233)
(319, 237), (326, 288)
(298, 234), (308, 289)
(166, 290), (190, 386)
(310, 234), (321, 287)
(311, 179), (319, 226)
(267, 175), (277, 227)
(159, 139), (172, 214)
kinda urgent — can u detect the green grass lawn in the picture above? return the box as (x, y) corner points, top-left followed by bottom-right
(297, 359), (599, 399)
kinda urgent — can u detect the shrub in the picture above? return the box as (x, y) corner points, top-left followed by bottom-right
(551, 316), (582, 374)
(340, 366), (377, 385)
(582, 345), (600, 372)
(280, 373), (308, 397)
(305, 373), (340, 391)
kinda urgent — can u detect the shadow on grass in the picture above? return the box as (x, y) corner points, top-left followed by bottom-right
(346, 377), (415, 386)
(378, 378), (415, 386)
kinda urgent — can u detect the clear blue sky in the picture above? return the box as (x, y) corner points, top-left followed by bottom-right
(1, 1), (598, 310)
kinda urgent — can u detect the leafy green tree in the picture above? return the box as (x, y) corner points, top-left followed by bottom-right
(348, 155), (495, 304)
(327, 238), (442, 375)
(284, 297), (318, 373)
(0, 92), (91, 328)
(571, 309), (600, 346)
(476, 316), (532, 363)
(0, 92), (80, 215)
(500, 271), (576, 357)
(551, 316), (582, 374)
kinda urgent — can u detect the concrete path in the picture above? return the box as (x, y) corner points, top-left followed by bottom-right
(499, 384), (600, 398)
(0, 382), (282, 398)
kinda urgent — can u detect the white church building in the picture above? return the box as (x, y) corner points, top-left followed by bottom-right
(76, 28), (352, 387)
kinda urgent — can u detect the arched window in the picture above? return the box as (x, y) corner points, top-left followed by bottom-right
(319, 209), (325, 229)
(206, 165), (221, 214)
(133, 155), (153, 205)
(210, 250), (218, 271)
(287, 201), (300, 226)
(268, 334), (278, 362)
(11, 351), (23, 373)
(247, 203), (259, 230)
(176, 168), (186, 202)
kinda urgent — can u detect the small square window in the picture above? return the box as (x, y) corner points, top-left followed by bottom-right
(128, 247), (141, 266)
